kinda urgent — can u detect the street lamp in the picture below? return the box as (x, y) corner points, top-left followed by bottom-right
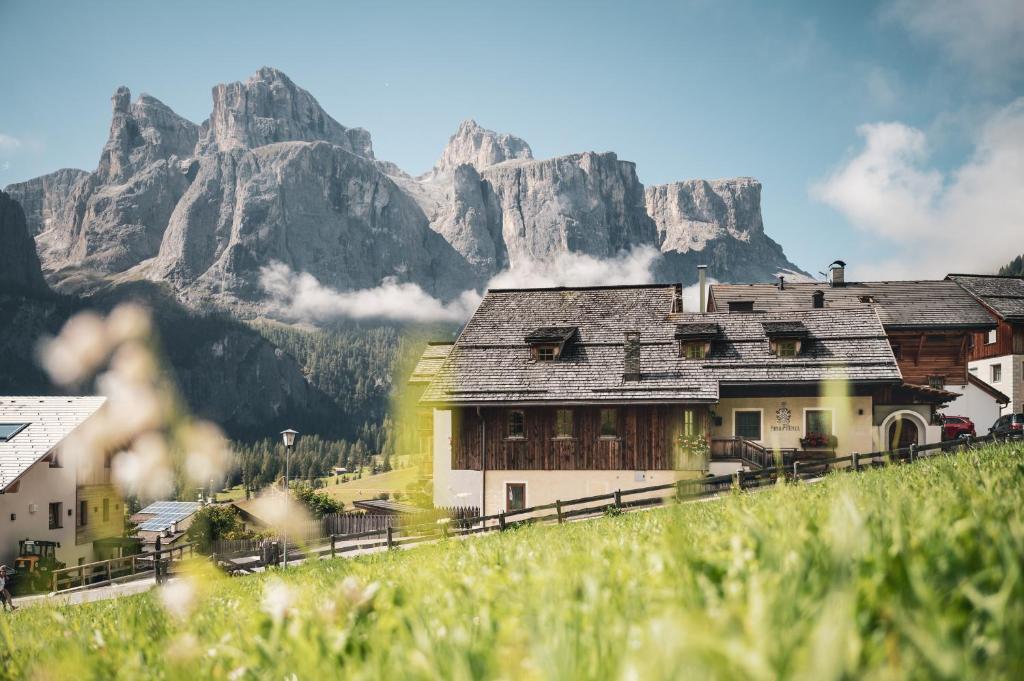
(280, 428), (298, 568)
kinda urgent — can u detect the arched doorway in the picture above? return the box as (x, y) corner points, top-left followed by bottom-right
(887, 416), (920, 450)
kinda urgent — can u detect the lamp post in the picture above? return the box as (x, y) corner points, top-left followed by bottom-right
(280, 428), (298, 568)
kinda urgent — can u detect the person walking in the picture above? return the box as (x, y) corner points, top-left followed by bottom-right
(0, 565), (17, 611)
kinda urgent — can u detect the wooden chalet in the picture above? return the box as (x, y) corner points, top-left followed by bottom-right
(948, 274), (1024, 415)
(416, 283), (906, 514)
(709, 262), (1001, 438)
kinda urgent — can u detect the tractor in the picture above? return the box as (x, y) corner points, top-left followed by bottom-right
(12, 539), (64, 593)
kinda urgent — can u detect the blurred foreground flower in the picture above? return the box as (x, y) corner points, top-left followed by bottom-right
(37, 302), (231, 501)
(262, 579), (294, 622)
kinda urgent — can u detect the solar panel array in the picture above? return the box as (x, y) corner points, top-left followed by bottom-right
(135, 501), (200, 532)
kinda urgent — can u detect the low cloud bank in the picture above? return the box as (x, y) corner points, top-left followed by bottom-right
(260, 245), (664, 324)
(812, 98), (1024, 278)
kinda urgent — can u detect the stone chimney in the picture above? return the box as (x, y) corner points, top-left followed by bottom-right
(671, 283), (683, 313)
(697, 265), (708, 313)
(623, 331), (641, 381)
(829, 260), (846, 287)
(812, 290), (825, 308)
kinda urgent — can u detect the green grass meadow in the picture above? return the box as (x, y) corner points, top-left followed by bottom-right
(4, 443), (1023, 680)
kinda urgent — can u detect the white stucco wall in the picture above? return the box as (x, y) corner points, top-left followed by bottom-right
(0, 458), (92, 568)
(969, 355), (1023, 415)
(432, 409), (482, 509)
(711, 395), (876, 455)
(482, 469), (699, 515)
(943, 381), (1004, 435)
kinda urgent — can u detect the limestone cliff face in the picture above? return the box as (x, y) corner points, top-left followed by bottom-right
(152, 141), (478, 304)
(0, 191), (49, 294)
(646, 178), (801, 282)
(4, 168), (88, 236)
(198, 67), (373, 158)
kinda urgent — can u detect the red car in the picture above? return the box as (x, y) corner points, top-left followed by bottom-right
(940, 415), (976, 441)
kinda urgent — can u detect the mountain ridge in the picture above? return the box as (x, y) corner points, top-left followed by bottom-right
(5, 67), (809, 313)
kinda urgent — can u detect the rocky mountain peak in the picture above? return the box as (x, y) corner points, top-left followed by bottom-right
(432, 118), (533, 175)
(97, 86), (199, 182)
(198, 66), (373, 158)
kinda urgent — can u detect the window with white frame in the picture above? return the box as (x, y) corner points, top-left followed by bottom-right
(987, 329), (997, 345)
(805, 409), (833, 436)
(734, 410), (762, 440)
(992, 364), (1003, 383)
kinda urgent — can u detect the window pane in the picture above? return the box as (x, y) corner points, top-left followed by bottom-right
(600, 409), (618, 436)
(506, 484), (526, 511)
(508, 411), (525, 438)
(776, 340), (798, 357)
(806, 410), (833, 435)
(735, 411), (761, 440)
(684, 343), (705, 359)
(0, 423), (28, 441)
(537, 346), (555, 361)
(556, 409), (573, 437)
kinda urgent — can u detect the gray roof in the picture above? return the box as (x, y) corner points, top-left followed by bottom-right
(409, 343), (454, 385)
(0, 396), (107, 490)
(947, 274), (1024, 321)
(134, 501), (201, 532)
(420, 285), (900, 405)
(708, 280), (995, 330)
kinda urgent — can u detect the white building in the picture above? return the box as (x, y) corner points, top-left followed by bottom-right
(0, 396), (125, 569)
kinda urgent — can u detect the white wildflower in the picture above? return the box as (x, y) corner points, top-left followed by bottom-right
(262, 579), (293, 622)
(159, 578), (196, 621)
(39, 311), (111, 386)
(106, 303), (152, 344)
(182, 420), (231, 485)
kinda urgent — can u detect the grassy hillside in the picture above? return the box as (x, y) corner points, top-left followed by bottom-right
(4, 444), (1023, 679)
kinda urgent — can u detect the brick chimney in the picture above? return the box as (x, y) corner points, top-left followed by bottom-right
(623, 331), (641, 381)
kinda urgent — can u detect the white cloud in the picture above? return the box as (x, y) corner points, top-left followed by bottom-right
(883, 0), (1024, 83)
(0, 134), (22, 155)
(812, 98), (1024, 278)
(259, 263), (482, 324)
(488, 246), (661, 289)
(260, 246), (664, 324)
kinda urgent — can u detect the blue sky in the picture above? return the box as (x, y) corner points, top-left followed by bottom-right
(1, 0), (1021, 278)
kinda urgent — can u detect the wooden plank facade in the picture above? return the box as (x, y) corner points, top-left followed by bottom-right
(966, 319), (1024, 361)
(451, 405), (709, 471)
(887, 331), (972, 386)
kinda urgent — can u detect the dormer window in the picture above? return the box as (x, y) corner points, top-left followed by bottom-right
(728, 301), (755, 313)
(682, 342), (707, 359)
(775, 339), (799, 357)
(675, 323), (718, 359)
(525, 326), (578, 362)
(762, 321), (808, 357)
(0, 423), (28, 442)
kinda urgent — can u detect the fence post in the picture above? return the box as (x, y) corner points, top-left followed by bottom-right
(556, 500), (564, 524)
(386, 526), (394, 550)
(80, 564), (85, 588)
(106, 560), (112, 584)
(51, 569), (57, 593)
(909, 444), (916, 463)
(498, 512), (507, 531)
(792, 460), (799, 481)
(330, 534), (336, 559)
(614, 489), (622, 509)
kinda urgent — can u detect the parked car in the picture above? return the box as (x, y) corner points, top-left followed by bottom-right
(990, 414), (1024, 437)
(940, 415), (976, 441)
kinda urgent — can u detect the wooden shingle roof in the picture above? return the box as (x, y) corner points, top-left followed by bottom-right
(708, 280), (995, 330)
(420, 285), (901, 405)
(947, 274), (1024, 321)
(409, 343), (454, 385)
(0, 396), (106, 490)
